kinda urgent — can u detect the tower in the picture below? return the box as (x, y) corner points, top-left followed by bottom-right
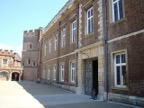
(22, 27), (43, 80)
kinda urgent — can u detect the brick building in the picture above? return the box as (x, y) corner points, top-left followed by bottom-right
(105, 0), (144, 106)
(22, 0), (144, 106)
(0, 49), (22, 81)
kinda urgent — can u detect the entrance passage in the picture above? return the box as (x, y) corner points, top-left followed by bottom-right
(12, 72), (19, 81)
(85, 59), (98, 97)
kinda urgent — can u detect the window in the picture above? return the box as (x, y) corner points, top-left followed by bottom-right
(114, 52), (127, 87)
(61, 28), (66, 47)
(47, 67), (50, 80)
(0, 72), (8, 78)
(53, 65), (57, 80)
(14, 61), (17, 66)
(29, 44), (32, 50)
(70, 62), (75, 83)
(86, 7), (94, 34)
(112, 0), (123, 22)
(45, 43), (47, 56)
(27, 59), (30, 65)
(49, 39), (52, 53)
(60, 64), (64, 81)
(71, 20), (77, 43)
(3, 59), (8, 66)
(33, 62), (36, 67)
(54, 35), (58, 50)
(42, 67), (46, 79)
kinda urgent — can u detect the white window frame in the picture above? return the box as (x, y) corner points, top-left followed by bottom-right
(71, 20), (77, 43)
(45, 43), (47, 56)
(86, 7), (94, 34)
(61, 28), (66, 47)
(49, 39), (52, 53)
(114, 52), (127, 88)
(2, 59), (8, 66)
(43, 67), (46, 79)
(47, 67), (50, 80)
(54, 35), (58, 50)
(112, 0), (123, 22)
(60, 64), (64, 81)
(53, 65), (57, 80)
(70, 61), (75, 83)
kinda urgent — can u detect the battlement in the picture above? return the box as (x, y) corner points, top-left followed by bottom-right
(0, 49), (13, 55)
(24, 27), (43, 37)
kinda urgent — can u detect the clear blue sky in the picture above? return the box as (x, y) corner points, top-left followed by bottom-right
(0, 0), (68, 55)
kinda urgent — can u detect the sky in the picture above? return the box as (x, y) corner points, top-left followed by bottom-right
(0, 0), (68, 56)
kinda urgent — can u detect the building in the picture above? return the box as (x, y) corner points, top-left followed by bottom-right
(0, 49), (22, 81)
(105, 0), (144, 106)
(22, 28), (43, 81)
(22, 0), (144, 106)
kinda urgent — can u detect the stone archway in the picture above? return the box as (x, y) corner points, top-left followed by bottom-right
(11, 72), (20, 81)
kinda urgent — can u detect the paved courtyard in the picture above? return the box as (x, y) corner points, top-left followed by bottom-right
(0, 81), (141, 108)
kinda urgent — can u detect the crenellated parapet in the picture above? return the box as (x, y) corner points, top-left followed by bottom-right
(24, 27), (43, 37)
(0, 49), (13, 55)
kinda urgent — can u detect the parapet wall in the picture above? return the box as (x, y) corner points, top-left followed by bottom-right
(24, 27), (43, 37)
(0, 49), (13, 55)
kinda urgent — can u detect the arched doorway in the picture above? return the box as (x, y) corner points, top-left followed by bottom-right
(0, 71), (9, 81)
(12, 72), (19, 81)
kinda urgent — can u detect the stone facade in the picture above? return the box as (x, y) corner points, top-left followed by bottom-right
(22, 28), (43, 81)
(0, 49), (22, 81)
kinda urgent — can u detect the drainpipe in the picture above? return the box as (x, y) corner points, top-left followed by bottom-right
(75, 3), (79, 87)
(103, 0), (109, 101)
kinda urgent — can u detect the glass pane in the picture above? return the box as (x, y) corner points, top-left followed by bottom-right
(88, 11), (90, 18)
(91, 18), (94, 32)
(116, 55), (120, 64)
(116, 66), (120, 85)
(88, 19), (90, 33)
(122, 66), (127, 85)
(91, 8), (93, 16)
(114, 3), (118, 21)
(119, 0), (123, 19)
(121, 54), (126, 63)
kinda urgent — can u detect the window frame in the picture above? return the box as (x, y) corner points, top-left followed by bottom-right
(60, 64), (64, 82)
(112, 0), (124, 22)
(2, 59), (8, 66)
(71, 20), (77, 43)
(61, 28), (66, 47)
(54, 35), (58, 50)
(47, 67), (50, 80)
(43, 67), (46, 79)
(113, 51), (127, 88)
(53, 64), (57, 81)
(70, 61), (75, 83)
(45, 43), (47, 56)
(49, 39), (52, 53)
(27, 59), (31, 65)
(29, 44), (32, 50)
(86, 7), (94, 34)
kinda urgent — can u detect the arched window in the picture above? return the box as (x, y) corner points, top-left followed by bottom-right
(27, 59), (31, 65)
(29, 44), (32, 50)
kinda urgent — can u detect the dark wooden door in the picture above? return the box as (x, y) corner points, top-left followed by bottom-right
(85, 60), (92, 95)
